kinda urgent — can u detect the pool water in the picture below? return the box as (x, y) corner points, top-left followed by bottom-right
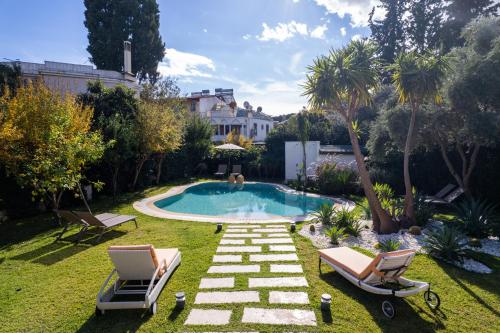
(154, 182), (333, 219)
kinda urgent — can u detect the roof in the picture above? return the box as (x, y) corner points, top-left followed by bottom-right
(236, 108), (273, 121)
(320, 145), (354, 154)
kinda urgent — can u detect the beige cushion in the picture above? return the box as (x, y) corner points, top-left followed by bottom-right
(155, 248), (180, 269)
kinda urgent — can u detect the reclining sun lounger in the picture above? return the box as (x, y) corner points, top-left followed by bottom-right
(230, 164), (242, 176)
(214, 164), (227, 177)
(319, 247), (440, 318)
(73, 211), (138, 243)
(425, 185), (464, 205)
(96, 244), (181, 316)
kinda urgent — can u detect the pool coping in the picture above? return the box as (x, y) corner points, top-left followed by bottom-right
(133, 180), (354, 224)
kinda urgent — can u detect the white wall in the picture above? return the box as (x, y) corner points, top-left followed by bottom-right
(285, 141), (320, 180)
(318, 153), (357, 170)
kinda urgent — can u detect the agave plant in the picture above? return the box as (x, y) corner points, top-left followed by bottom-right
(325, 226), (346, 245)
(423, 226), (467, 263)
(453, 198), (498, 238)
(312, 203), (335, 226)
(333, 207), (363, 236)
(378, 239), (401, 252)
(357, 200), (372, 220)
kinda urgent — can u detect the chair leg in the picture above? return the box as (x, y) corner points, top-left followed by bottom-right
(75, 226), (88, 244)
(96, 228), (106, 243)
(134, 219), (138, 228)
(319, 257), (322, 274)
(56, 224), (69, 241)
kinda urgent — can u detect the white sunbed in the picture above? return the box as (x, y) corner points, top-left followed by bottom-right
(95, 244), (181, 316)
(319, 247), (440, 319)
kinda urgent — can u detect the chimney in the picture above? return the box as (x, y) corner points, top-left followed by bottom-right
(123, 41), (132, 74)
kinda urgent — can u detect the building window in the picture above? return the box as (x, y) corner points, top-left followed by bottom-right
(253, 123), (258, 137)
(266, 124), (269, 134)
(190, 101), (196, 112)
(261, 124), (264, 130)
(219, 125), (224, 135)
(225, 125), (230, 135)
(212, 125), (219, 135)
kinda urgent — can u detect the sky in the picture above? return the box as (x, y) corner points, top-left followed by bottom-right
(0, 0), (382, 116)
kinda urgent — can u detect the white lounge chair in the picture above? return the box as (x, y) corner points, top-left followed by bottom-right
(230, 164), (242, 176)
(319, 247), (440, 319)
(95, 244), (181, 316)
(214, 164), (227, 177)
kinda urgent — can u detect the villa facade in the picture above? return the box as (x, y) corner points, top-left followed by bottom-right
(186, 88), (275, 143)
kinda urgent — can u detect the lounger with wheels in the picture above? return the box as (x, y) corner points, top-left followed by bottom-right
(214, 164), (227, 177)
(73, 211), (138, 243)
(96, 245), (181, 316)
(319, 247), (440, 319)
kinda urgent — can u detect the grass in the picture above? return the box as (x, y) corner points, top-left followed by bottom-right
(0, 182), (499, 332)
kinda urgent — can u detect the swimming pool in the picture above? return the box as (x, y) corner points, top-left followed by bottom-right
(152, 182), (334, 220)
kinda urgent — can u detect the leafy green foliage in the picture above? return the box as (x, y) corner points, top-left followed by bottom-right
(84, 0), (165, 82)
(453, 198), (498, 238)
(325, 226), (347, 245)
(424, 226), (467, 263)
(414, 190), (434, 226)
(316, 163), (359, 195)
(333, 207), (363, 236)
(312, 203), (335, 226)
(182, 115), (213, 175)
(378, 239), (401, 252)
(0, 63), (21, 97)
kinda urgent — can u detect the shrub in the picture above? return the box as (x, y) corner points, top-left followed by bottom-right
(414, 191), (434, 226)
(357, 199), (372, 220)
(423, 226), (467, 263)
(312, 203), (335, 226)
(409, 225), (422, 235)
(378, 239), (401, 252)
(316, 162), (359, 195)
(373, 182), (395, 201)
(333, 207), (363, 236)
(309, 224), (316, 233)
(453, 198), (498, 238)
(325, 226), (346, 245)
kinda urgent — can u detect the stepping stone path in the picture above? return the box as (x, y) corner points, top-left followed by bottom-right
(185, 223), (317, 329)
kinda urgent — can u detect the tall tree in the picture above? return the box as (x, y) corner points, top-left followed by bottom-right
(303, 40), (397, 234)
(0, 63), (21, 96)
(84, 0), (165, 82)
(369, 0), (407, 66)
(407, 0), (443, 53)
(0, 82), (105, 210)
(389, 51), (449, 222)
(182, 115), (213, 176)
(297, 110), (309, 190)
(441, 0), (500, 51)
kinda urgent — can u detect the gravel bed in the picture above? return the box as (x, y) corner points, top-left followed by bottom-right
(299, 220), (498, 274)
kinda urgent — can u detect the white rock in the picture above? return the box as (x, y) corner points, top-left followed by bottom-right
(195, 291), (260, 304)
(248, 276), (308, 288)
(199, 277), (235, 289)
(269, 291), (309, 304)
(208, 265), (260, 274)
(184, 309), (232, 325)
(241, 307), (316, 326)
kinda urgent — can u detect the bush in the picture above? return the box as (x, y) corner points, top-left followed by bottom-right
(409, 225), (422, 235)
(357, 200), (372, 220)
(316, 162), (359, 195)
(414, 191), (434, 226)
(453, 198), (498, 238)
(312, 203), (335, 226)
(424, 226), (467, 263)
(333, 207), (363, 236)
(378, 239), (401, 252)
(325, 226), (346, 245)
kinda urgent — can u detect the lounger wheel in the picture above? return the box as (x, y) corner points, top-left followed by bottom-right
(424, 290), (440, 309)
(149, 302), (157, 315)
(95, 306), (104, 317)
(381, 300), (395, 319)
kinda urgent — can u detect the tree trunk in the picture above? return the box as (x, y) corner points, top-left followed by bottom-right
(51, 191), (64, 225)
(111, 165), (119, 200)
(155, 153), (165, 185)
(302, 142), (307, 190)
(77, 182), (92, 214)
(132, 155), (148, 189)
(402, 103), (417, 222)
(346, 120), (396, 234)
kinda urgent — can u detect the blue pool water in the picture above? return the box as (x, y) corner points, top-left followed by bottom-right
(154, 182), (333, 219)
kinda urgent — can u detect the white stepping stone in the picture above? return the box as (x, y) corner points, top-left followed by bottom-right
(195, 291), (260, 304)
(217, 246), (261, 253)
(223, 233), (262, 238)
(270, 264), (303, 273)
(227, 224), (260, 228)
(269, 245), (296, 252)
(242, 307), (316, 326)
(252, 228), (287, 233)
(225, 229), (248, 233)
(248, 277), (308, 288)
(249, 253), (298, 262)
(251, 238), (292, 244)
(268, 233), (290, 237)
(199, 277), (235, 289)
(185, 309), (232, 325)
(266, 224), (287, 228)
(269, 291), (310, 304)
(213, 254), (242, 263)
(220, 239), (245, 245)
(208, 265), (260, 274)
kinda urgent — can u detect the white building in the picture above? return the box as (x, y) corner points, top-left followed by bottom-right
(1, 42), (140, 96)
(186, 88), (274, 143)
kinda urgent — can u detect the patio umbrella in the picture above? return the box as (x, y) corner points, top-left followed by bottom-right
(214, 143), (245, 172)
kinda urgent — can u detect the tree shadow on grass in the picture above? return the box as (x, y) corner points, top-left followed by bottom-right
(76, 309), (150, 333)
(10, 230), (125, 265)
(319, 269), (445, 332)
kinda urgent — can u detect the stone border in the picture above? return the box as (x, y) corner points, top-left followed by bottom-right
(133, 180), (354, 223)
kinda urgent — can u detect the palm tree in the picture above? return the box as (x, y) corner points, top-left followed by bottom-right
(296, 110), (309, 190)
(389, 51), (449, 223)
(303, 40), (397, 234)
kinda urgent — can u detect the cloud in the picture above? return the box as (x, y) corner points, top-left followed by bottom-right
(313, 0), (384, 27)
(351, 34), (363, 41)
(203, 28), (208, 33)
(257, 21), (309, 42)
(310, 24), (328, 39)
(158, 48), (215, 78)
(340, 27), (346, 36)
(242, 34), (251, 40)
(289, 52), (303, 75)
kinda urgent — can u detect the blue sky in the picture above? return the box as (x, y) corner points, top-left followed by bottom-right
(0, 0), (381, 115)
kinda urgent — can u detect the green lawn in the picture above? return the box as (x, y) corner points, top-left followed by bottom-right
(0, 182), (498, 332)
